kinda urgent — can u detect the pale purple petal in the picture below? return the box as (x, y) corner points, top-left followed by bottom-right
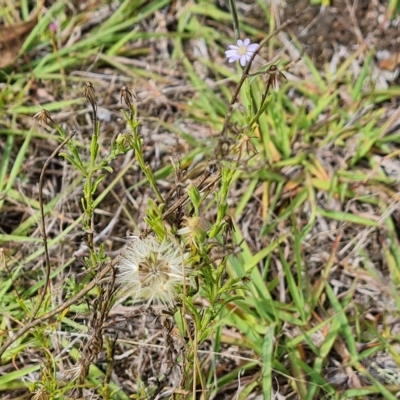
(243, 38), (250, 46)
(225, 49), (239, 57)
(247, 43), (259, 52)
(237, 39), (243, 46)
(239, 55), (247, 66)
(228, 44), (238, 50)
(228, 55), (241, 63)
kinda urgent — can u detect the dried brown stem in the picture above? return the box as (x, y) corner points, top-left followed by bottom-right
(0, 258), (118, 361)
(162, 171), (221, 221)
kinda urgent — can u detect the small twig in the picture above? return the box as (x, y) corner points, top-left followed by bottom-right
(0, 257), (118, 361)
(161, 172), (221, 221)
(75, 267), (118, 397)
(32, 131), (76, 320)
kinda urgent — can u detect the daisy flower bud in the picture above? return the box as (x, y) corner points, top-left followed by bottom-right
(177, 217), (206, 250)
(49, 21), (57, 32)
(225, 38), (259, 67)
(117, 236), (188, 307)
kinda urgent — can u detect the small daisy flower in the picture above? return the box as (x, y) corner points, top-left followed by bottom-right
(225, 38), (259, 67)
(117, 236), (187, 307)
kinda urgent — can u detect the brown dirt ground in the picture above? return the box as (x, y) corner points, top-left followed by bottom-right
(283, 0), (400, 71)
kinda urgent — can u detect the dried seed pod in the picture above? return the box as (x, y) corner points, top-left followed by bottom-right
(84, 81), (97, 109)
(221, 215), (235, 240)
(32, 108), (56, 126)
(120, 85), (135, 109)
(264, 64), (287, 90)
(117, 236), (189, 307)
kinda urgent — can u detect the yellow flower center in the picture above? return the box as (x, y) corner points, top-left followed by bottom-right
(237, 45), (247, 56)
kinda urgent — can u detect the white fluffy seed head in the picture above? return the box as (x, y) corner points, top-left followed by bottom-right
(117, 236), (187, 307)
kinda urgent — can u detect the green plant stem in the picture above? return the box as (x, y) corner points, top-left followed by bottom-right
(126, 113), (165, 205)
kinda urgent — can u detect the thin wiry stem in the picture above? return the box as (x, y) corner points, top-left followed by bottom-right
(31, 130), (76, 320)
